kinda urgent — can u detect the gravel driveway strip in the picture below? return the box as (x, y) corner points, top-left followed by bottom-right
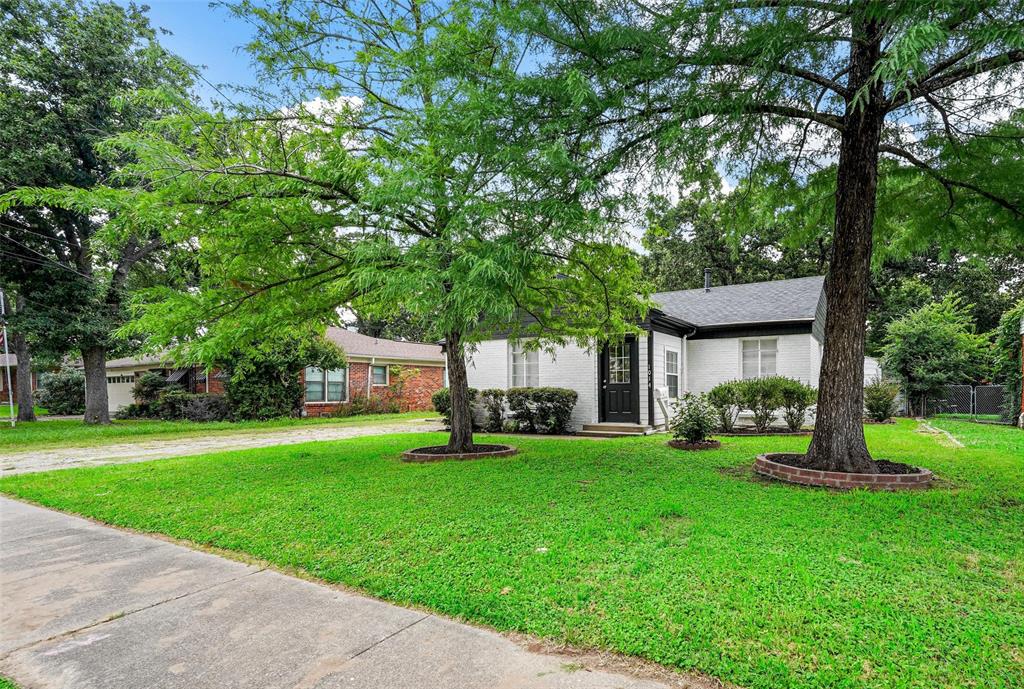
(0, 420), (444, 477)
(0, 498), (686, 689)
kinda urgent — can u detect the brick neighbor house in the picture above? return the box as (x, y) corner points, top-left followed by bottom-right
(0, 354), (39, 406)
(102, 328), (446, 416)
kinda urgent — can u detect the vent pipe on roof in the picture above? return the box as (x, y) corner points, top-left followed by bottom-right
(704, 268), (712, 292)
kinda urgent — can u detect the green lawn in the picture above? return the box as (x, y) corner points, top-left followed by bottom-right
(1, 404), (48, 418)
(0, 677), (18, 689)
(0, 410), (437, 452)
(1, 420), (1022, 689)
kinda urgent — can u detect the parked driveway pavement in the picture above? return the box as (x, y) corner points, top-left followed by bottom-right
(0, 419), (444, 477)
(0, 498), (690, 689)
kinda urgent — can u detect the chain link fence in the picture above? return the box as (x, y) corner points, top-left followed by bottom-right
(923, 384), (1013, 424)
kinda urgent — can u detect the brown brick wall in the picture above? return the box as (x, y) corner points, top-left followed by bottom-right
(0, 369), (37, 404)
(302, 362), (444, 417)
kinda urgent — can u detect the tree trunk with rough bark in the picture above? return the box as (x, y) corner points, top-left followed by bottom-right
(81, 345), (110, 424)
(804, 18), (883, 474)
(445, 331), (475, 453)
(11, 296), (36, 422)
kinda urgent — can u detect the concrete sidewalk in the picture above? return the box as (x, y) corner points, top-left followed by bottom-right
(0, 498), (690, 689)
(1, 419), (444, 477)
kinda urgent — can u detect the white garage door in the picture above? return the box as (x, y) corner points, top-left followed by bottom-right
(106, 374), (136, 412)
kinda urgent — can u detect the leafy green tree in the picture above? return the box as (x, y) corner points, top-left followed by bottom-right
(993, 301), (1024, 425)
(522, 0), (1024, 471)
(881, 295), (992, 416)
(0, 0), (193, 424)
(642, 167), (829, 291)
(222, 337), (346, 421)
(78, 0), (650, 452)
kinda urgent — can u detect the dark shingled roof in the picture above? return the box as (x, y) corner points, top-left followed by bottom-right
(652, 275), (825, 328)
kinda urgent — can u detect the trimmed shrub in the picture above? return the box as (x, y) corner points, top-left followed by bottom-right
(736, 377), (787, 432)
(431, 387), (478, 429)
(864, 376), (900, 422)
(531, 387), (578, 434)
(35, 368), (85, 415)
(707, 380), (742, 432)
(114, 402), (148, 420)
(506, 387), (578, 434)
(669, 393), (718, 443)
(480, 389), (506, 432)
(506, 387), (534, 432)
(778, 378), (817, 431)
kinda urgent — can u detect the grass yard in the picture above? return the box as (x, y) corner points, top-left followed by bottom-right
(1, 419), (1022, 688)
(0, 404), (48, 419)
(0, 410), (437, 452)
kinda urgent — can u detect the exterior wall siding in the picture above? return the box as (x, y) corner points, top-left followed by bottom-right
(686, 333), (817, 394)
(651, 331), (684, 427)
(466, 339), (599, 430)
(0, 369), (38, 404)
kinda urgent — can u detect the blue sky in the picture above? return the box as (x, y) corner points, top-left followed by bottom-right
(120, 1), (262, 101)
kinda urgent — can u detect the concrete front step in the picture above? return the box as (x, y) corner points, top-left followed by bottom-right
(578, 423), (654, 437)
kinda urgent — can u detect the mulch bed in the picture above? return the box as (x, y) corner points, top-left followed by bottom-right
(768, 453), (918, 474)
(667, 439), (721, 451)
(717, 427), (812, 436)
(401, 444), (518, 463)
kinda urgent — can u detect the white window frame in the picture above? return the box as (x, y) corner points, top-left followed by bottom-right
(664, 346), (680, 399)
(371, 364), (389, 386)
(740, 337), (778, 379)
(326, 368), (348, 402)
(509, 341), (539, 388)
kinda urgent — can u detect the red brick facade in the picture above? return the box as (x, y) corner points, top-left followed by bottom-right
(0, 369), (37, 404)
(302, 362), (444, 417)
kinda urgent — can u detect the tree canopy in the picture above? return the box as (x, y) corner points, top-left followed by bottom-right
(45, 0), (651, 450)
(517, 0), (1024, 471)
(0, 0), (194, 423)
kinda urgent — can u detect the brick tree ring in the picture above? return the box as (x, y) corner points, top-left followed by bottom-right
(401, 444), (518, 463)
(754, 453), (933, 490)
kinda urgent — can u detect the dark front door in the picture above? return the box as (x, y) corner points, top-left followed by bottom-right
(600, 337), (639, 423)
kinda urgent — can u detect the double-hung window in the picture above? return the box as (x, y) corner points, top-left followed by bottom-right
(305, 366), (348, 402)
(510, 342), (539, 387)
(665, 348), (680, 398)
(741, 339), (777, 379)
(371, 365), (388, 386)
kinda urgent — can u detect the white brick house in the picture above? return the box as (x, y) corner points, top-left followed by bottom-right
(466, 275), (880, 432)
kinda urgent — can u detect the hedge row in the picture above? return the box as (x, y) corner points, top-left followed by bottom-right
(432, 386), (579, 435)
(707, 377), (817, 432)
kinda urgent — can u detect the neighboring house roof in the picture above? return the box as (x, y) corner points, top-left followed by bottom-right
(104, 330), (445, 370)
(652, 275), (826, 328)
(325, 327), (444, 363)
(105, 353), (172, 369)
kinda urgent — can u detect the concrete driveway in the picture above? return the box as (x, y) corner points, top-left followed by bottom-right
(0, 498), (699, 689)
(1, 419), (444, 477)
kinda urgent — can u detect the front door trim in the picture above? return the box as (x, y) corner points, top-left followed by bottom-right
(598, 336), (641, 424)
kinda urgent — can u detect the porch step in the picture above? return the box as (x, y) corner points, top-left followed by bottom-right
(578, 423), (654, 437)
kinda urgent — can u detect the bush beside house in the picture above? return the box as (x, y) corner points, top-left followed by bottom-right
(434, 386), (578, 435)
(35, 368), (86, 415)
(708, 376), (816, 433)
(863, 377), (900, 422)
(668, 393), (719, 446)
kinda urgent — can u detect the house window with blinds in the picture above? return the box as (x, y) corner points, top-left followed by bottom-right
(305, 366), (348, 402)
(665, 348), (680, 398)
(510, 342), (539, 387)
(742, 339), (777, 379)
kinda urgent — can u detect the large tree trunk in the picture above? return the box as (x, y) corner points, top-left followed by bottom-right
(804, 18), (884, 474)
(445, 331), (475, 453)
(82, 345), (110, 425)
(12, 296), (36, 422)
